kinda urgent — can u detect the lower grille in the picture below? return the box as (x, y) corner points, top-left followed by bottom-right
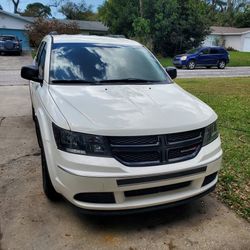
(108, 129), (204, 167)
(202, 172), (218, 187)
(74, 192), (115, 203)
(124, 181), (191, 197)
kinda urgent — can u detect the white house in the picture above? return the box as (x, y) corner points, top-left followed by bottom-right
(0, 9), (108, 50)
(203, 26), (250, 52)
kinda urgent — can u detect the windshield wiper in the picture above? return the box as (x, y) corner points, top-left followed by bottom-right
(51, 79), (96, 84)
(97, 78), (159, 83)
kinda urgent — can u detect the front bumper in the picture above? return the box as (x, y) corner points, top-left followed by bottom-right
(45, 137), (222, 211)
(0, 48), (21, 53)
(173, 59), (187, 67)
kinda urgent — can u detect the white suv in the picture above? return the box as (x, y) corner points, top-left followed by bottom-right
(21, 35), (222, 214)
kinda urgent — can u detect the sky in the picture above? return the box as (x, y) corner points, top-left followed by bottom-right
(0, 0), (105, 18)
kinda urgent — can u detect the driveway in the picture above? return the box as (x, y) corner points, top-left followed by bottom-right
(177, 66), (250, 78)
(0, 54), (32, 86)
(1, 55), (250, 250)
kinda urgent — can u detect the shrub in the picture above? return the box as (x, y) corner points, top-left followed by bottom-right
(26, 18), (80, 48)
(226, 47), (238, 51)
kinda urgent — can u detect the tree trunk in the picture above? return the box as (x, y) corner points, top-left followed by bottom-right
(139, 0), (143, 17)
(11, 0), (20, 14)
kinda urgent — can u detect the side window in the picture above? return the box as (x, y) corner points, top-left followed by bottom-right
(36, 42), (44, 64)
(38, 42), (47, 78)
(201, 48), (209, 54)
(210, 48), (219, 54)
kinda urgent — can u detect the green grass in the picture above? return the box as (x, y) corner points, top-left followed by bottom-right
(228, 51), (250, 67)
(158, 57), (173, 67)
(175, 77), (250, 221)
(158, 51), (250, 67)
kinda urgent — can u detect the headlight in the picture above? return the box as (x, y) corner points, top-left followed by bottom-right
(203, 121), (219, 146)
(180, 56), (187, 61)
(52, 123), (110, 156)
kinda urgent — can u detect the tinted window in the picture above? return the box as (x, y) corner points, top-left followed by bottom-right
(187, 48), (201, 54)
(0, 36), (16, 41)
(36, 42), (45, 64)
(210, 48), (219, 54)
(201, 48), (209, 54)
(50, 43), (170, 84)
(38, 43), (47, 78)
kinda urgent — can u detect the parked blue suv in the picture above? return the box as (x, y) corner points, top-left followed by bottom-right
(173, 47), (229, 69)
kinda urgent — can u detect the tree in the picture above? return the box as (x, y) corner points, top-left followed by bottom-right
(22, 3), (52, 18)
(206, 0), (248, 26)
(26, 18), (80, 47)
(99, 0), (211, 56)
(235, 7), (250, 27)
(98, 0), (139, 36)
(59, 1), (97, 21)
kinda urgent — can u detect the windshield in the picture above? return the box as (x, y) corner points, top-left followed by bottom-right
(0, 36), (16, 41)
(187, 48), (201, 54)
(50, 43), (170, 84)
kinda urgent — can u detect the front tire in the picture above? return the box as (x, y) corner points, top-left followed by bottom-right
(35, 119), (61, 201)
(217, 60), (226, 69)
(41, 147), (61, 201)
(187, 60), (196, 70)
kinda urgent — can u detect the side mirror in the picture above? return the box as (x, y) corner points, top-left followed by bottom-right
(166, 67), (177, 79)
(21, 65), (43, 83)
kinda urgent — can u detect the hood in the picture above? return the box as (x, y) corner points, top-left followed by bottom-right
(49, 83), (217, 136)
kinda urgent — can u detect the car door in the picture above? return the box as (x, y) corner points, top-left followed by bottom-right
(196, 48), (210, 66)
(30, 41), (47, 112)
(209, 48), (220, 65)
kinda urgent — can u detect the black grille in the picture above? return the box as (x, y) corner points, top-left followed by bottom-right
(108, 129), (204, 167)
(124, 181), (191, 197)
(109, 135), (159, 146)
(202, 172), (218, 187)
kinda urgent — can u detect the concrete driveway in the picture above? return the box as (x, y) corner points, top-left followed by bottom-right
(1, 55), (250, 250)
(177, 66), (250, 78)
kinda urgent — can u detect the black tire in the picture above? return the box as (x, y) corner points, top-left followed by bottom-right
(176, 66), (182, 69)
(206, 66), (212, 69)
(217, 60), (226, 69)
(35, 119), (61, 201)
(32, 106), (35, 122)
(34, 118), (42, 148)
(41, 147), (61, 201)
(187, 60), (196, 70)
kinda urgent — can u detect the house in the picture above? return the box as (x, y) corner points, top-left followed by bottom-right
(203, 26), (250, 52)
(0, 9), (108, 50)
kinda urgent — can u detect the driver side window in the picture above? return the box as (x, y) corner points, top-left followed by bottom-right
(36, 42), (47, 78)
(201, 48), (209, 55)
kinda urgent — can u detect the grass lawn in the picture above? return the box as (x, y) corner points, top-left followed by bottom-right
(228, 51), (250, 67)
(175, 77), (250, 221)
(158, 51), (250, 67)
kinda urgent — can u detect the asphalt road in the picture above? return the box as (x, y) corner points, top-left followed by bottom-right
(0, 55), (250, 250)
(177, 66), (250, 78)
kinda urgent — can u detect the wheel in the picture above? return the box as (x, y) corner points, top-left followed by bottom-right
(34, 118), (43, 148)
(41, 147), (61, 201)
(206, 66), (212, 69)
(187, 60), (196, 70)
(217, 60), (226, 69)
(32, 106), (35, 122)
(35, 119), (60, 201)
(176, 66), (182, 69)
